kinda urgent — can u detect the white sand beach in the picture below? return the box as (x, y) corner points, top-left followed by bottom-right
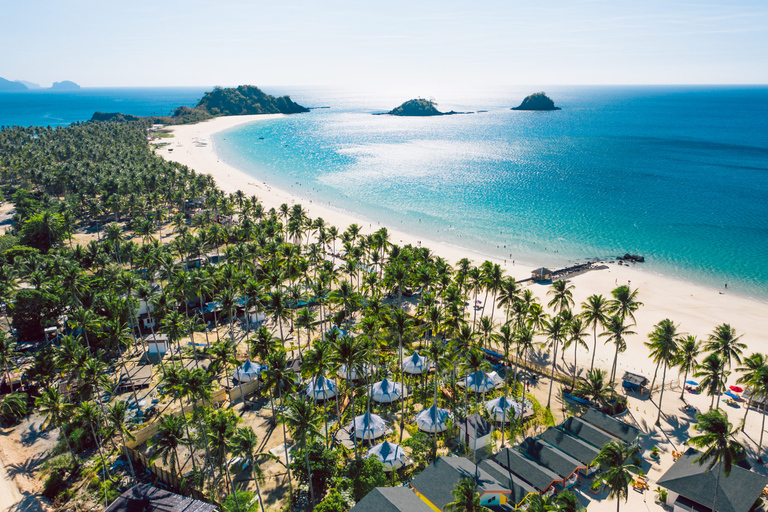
(159, 115), (768, 384)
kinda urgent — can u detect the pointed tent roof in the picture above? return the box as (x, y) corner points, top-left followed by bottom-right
(352, 412), (386, 440)
(371, 378), (404, 403)
(463, 371), (497, 393)
(402, 351), (430, 375)
(233, 360), (262, 382)
(485, 396), (522, 422)
(657, 448), (768, 512)
(416, 404), (450, 433)
(367, 441), (407, 471)
(305, 376), (337, 400)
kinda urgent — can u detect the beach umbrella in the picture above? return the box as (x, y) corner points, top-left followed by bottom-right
(232, 360), (262, 383)
(366, 441), (408, 472)
(724, 391), (740, 400)
(462, 371), (496, 393)
(351, 412), (386, 440)
(371, 378), (404, 403)
(402, 351), (430, 375)
(305, 376), (337, 401)
(416, 404), (451, 433)
(485, 396), (522, 422)
(729, 385), (744, 393)
(685, 380), (699, 386)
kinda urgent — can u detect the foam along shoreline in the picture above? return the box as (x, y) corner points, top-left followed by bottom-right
(158, 114), (768, 382)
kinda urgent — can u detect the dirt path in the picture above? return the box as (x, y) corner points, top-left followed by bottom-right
(0, 456), (23, 510)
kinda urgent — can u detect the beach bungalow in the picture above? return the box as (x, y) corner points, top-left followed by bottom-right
(494, 447), (562, 495)
(144, 333), (170, 356)
(621, 371), (649, 393)
(560, 416), (620, 449)
(657, 448), (768, 512)
(519, 437), (584, 489)
(531, 267), (553, 282)
(581, 409), (641, 447)
(105, 483), (217, 512)
(350, 487), (433, 512)
(410, 456), (511, 510)
(477, 459), (538, 510)
(457, 414), (493, 455)
(538, 427), (600, 474)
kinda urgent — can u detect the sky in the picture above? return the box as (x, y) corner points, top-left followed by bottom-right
(1, 0), (767, 87)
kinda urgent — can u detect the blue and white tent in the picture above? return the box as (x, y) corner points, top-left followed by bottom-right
(371, 378), (404, 403)
(416, 403), (451, 433)
(366, 441), (408, 472)
(485, 396), (522, 422)
(305, 377), (337, 401)
(351, 412), (387, 440)
(461, 371), (498, 393)
(402, 351), (430, 375)
(233, 360), (263, 383)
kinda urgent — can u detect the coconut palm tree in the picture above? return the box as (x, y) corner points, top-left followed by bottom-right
(695, 354), (729, 410)
(105, 401), (136, 483)
(424, 338), (447, 452)
(688, 409), (745, 512)
(608, 285), (643, 323)
(261, 348), (295, 493)
(580, 294), (609, 372)
(677, 335), (701, 400)
(385, 307), (413, 442)
(594, 440), (639, 512)
(76, 402), (110, 482)
(736, 353), (766, 427)
(542, 313), (567, 409)
(563, 316), (589, 391)
(646, 319), (681, 425)
(745, 366), (768, 461)
(35, 386), (77, 464)
(151, 413), (188, 481)
(0, 332), (18, 391)
(230, 427), (267, 512)
(600, 315), (635, 386)
(705, 324), (746, 407)
(444, 478), (492, 512)
(576, 369), (613, 408)
(282, 395), (323, 505)
(302, 340), (335, 446)
(332, 335), (367, 460)
(547, 279), (575, 313)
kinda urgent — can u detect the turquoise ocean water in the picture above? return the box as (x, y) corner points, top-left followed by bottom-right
(2, 86), (767, 300)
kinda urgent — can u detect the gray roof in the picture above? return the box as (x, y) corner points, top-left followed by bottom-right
(519, 437), (584, 479)
(477, 460), (537, 507)
(621, 371), (648, 386)
(561, 416), (619, 449)
(657, 448), (768, 512)
(581, 409), (641, 445)
(494, 447), (562, 492)
(539, 427), (600, 466)
(410, 456), (508, 511)
(350, 487), (433, 512)
(457, 413), (493, 438)
(105, 484), (218, 512)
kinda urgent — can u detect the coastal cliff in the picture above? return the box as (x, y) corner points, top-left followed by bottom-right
(512, 92), (560, 111)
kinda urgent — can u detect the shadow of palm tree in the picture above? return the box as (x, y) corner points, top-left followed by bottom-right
(6, 453), (47, 478)
(7, 491), (47, 512)
(19, 422), (49, 447)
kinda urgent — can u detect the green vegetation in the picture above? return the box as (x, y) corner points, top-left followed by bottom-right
(512, 92), (561, 111)
(388, 98), (445, 116)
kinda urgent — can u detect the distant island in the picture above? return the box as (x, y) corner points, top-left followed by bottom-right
(0, 77), (81, 91)
(386, 98), (468, 116)
(92, 85), (308, 125)
(511, 92), (560, 111)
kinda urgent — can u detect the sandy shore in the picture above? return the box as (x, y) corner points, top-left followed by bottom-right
(159, 115), (768, 383)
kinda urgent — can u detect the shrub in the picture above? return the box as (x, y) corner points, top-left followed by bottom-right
(655, 487), (668, 504)
(42, 471), (66, 500)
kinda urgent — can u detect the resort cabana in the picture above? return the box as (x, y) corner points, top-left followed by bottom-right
(538, 427), (599, 474)
(560, 416), (620, 449)
(410, 457), (511, 510)
(351, 412), (387, 440)
(494, 447), (562, 495)
(339, 364), (373, 381)
(461, 371), (500, 393)
(366, 441), (409, 472)
(305, 377), (338, 401)
(349, 487), (433, 512)
(416, 404), (451, 434)
(232, 360), (263, 383)
(371, 378), (404, 403)
(402, 351), (430, 375)
(477, 459), (538, 510)
(457, 414), (493, 454)
(581, 409), (641, 447)
(105, 484), (217, 512)
(531, 267), (553, 282)
(519, 437), (584, 489)
(485, 396), (522, 422)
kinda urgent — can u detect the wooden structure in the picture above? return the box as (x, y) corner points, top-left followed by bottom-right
(531, 267), (553, 282)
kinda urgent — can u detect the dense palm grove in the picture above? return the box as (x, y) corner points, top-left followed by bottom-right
(0, 120), (764, 512)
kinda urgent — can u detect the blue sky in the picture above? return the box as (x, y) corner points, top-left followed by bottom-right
(2, 0), (766, 87)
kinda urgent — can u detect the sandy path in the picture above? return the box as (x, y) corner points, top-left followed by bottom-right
(159, 115), (768, 383)
(0, 456), (23, 510)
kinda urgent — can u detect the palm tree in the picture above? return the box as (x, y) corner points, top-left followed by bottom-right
(594, 440), (639, 512)
(695, 354), (729, 410)
(542, 313), (567, 409)
(332, 335), (366, 460)
(563, 316), (589, 390)
(461, 348), (490, 461)
(554, 490), (584, 512)
(608, 285), (643, 323)
(525, 493), (557, 512)
(106, 401), (137, 483)
(646, 319), (681, 425)
(424, 338), (447, 452)
(688, 409), (745, 512)
(35, 386), (77, 464)
(705, 324), (746, 407)
(261, 349), (295, 493)
(677, 335), (701, 400)
(282, 395), (323, 505)
(230, 427), (267, 512)
(547, 279), (574, 313)
(76, 402), (110, 482)
(581, 294), (609, 372)
(576, 369), (613, 408)
(151, 413), (187, 481)
(600, 315), (635, 386)
(745, 366), (768, 461)
(736, 353), (766, 427)
(386, 307), (413, 442)
(0, 332), (18, 391)
(443, 478), (492, 512)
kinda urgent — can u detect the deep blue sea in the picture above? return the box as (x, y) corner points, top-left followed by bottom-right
(2, 86), (767, 300)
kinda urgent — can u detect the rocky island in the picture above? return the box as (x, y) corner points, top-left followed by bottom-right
(386, 98), (465, 116)
(51, 80), (81, 90)
(512, 92), (560, 111)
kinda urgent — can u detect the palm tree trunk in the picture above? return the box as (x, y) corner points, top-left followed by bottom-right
(610, 345), (619, 385)
(742, 397), (752, 430)
(547, 340), (559, 409)
(304, 440), (315, 505)
(758, 407), (766, 463)
(350, 368), (358, 460)
(648, 360), (661, 399)
(712, 464), (721, 512)
(655, 363), (667, 426)
(680, 368), (689, 400)
(590, 327), (598, 372)
(278, 389), (293, 493)
(119, 430), (137, 483)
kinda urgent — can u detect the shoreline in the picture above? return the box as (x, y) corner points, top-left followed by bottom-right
(158, 114), (768, 381)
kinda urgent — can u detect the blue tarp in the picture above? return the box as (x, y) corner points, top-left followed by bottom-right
(481, 348), (505, 360)
(564, 393), (594, 406)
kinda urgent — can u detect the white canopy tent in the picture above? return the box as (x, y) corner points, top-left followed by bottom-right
(402, 351), (430, 375)
(233, 360), (263, 383)
(461, 371), (498, 393)
(366, 441), (409, 472)
(485, 396), (522, 422)
(416, 404), (451, 434)
(305, 377), (337, 401)
(351, 412), (387, 440)
(339, 364), (373, 381)
(371, 378), (404, 403)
